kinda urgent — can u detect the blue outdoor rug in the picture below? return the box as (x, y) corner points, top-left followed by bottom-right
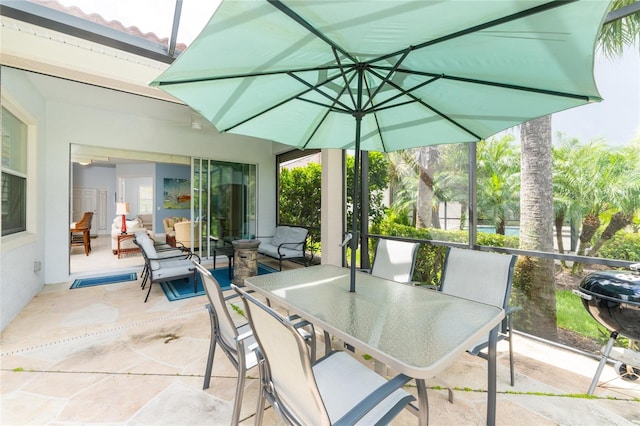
(160, 264), (278, 302)
(70, 272), (138, 289)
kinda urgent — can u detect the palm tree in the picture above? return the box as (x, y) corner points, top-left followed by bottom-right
(476, 135), (520, 235)
(552, 134), (594, 267)
(515, 1), (639, 339)
(582, 141), (640, 258)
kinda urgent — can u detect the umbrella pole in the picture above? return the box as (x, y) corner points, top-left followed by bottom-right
(349, 125), (361, 293)
(349, 65), (366, 293)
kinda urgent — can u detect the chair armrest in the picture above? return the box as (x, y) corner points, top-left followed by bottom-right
(149, 252), (190, 261)
(224, 289), (255, 302)
(277, 240), (307, 256)
(334, 373), (414, 426)
(506, 306), (522, 316)
(236, 330), (253, 342)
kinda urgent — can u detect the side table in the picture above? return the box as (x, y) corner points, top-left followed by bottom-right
(211, 237), (235, 280)
(117, 233), (140, 259)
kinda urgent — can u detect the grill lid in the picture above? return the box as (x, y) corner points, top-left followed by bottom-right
(580, 271), (640, 305)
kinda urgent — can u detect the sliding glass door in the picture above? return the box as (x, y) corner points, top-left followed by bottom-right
(192, 158), (257, 258)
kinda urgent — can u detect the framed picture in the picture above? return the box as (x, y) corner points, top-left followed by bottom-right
(163, 178), (191, 209)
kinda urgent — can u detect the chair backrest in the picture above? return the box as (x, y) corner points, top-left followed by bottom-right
(194, 263), (241, 352)
(440, 247), (516, 309)
(134, 232), (162, 270)
(370, 239), (420, 283)
(235, 286), (330, 425)
(74, 211), (94, 229)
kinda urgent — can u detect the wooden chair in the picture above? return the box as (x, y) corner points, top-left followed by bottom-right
(70, 212), (94, 256)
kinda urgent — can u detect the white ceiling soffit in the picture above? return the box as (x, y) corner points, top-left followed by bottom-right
(0, 15), (180, 103)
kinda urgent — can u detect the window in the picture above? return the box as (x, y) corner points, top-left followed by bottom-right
(138, 185), (153, 214)
(2, 107), (28, 236)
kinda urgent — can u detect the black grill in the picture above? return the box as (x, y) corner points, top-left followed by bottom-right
(574, 265), (640, 393)
(578, 270), (640, 341)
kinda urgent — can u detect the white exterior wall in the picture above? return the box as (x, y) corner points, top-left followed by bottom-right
(1, 67), (278, 330)
(1, 68), (48, 330)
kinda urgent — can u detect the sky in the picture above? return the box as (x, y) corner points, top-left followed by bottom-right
(58, 0), (639, 147)
(552, 47), (639, 146)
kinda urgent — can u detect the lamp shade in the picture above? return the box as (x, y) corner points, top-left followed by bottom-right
(116, 202), (130, 216)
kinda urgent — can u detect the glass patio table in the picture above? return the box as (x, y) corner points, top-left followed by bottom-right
(244, 264), (505, 426)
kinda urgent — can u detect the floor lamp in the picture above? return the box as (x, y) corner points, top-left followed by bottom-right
(116, 202), (130, 234)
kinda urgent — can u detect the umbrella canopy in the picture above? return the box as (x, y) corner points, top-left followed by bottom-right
(151, 0), (610, 291)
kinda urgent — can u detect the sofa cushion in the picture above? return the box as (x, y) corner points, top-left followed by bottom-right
(286, 227), (308, 251)
(259, 244), (302, 259)
(113, 216), (143, 230)
(271, 226), (290, 247)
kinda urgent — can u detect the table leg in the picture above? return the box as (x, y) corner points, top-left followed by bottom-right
(415, 378), (429, 426)
(487, 325), (499, 426)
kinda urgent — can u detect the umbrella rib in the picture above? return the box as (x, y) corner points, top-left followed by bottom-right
(302, 79), (355, 149)
(222, 68), (353, 132)
(363, 75), (442, 114)
(368, 0), (577, 66)
(362, 49), (412, 112)
(296, 97), (351, 114)
(333, 47), (357, 111)
(268, 0), (356, 63)
(373, 65), (594, 101)
(287, 70), (355, 113)
(154, 65), (344, 86)
(362, 74), (387, 152)
(367, 67), (483, 140)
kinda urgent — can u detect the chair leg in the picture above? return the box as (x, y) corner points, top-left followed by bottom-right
(254, 357), (267, 426)
(141, 265), (148, 288)
(141, 270), (149, 289)
(83, 230), (90, 256)
(323, 330), (332, 356)
(144, 282), (153, 302)
(508, 316), (515, 386)
(231, 357), (246, 426)
(203, 305), (217, 390)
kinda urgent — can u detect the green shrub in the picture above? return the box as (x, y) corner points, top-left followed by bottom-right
(598, 231), (640, 261)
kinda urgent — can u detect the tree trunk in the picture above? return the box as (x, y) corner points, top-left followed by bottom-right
(555, 212), (567, 268)
(572, 213), (601, 274)
(517, 116), (557, 340)
(416, 166), (433, 229)
(589, 211), (632, 256)
(459, 201), (467, 230)
(416, 147), (439, 229)
(432, 204), (441, 229)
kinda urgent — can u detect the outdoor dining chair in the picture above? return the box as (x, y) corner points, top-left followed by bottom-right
(439, 247), (519, 386)
(194, 263), (316, 426)
(233, 284), (415, 426)
(368, 239), (420, 283)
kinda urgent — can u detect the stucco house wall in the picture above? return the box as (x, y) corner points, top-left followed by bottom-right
(1, 66), (279, 331)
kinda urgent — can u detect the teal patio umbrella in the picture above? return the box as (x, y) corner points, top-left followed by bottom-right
(151, 0), (610, 292)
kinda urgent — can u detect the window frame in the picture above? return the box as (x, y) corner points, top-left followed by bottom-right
(1, 95), (37, 249)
